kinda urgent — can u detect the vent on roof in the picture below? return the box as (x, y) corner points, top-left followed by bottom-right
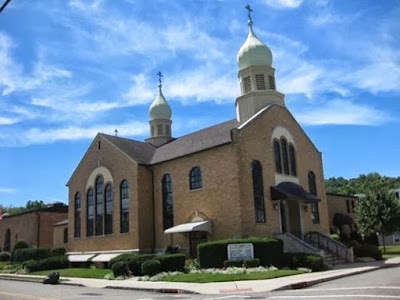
(255, 74), (266, 90)
(243, 76), (251, 93)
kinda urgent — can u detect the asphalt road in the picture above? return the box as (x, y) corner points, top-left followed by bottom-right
(0, 267), (399, 299)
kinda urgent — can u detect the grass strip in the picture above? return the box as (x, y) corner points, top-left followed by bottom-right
(30, 268), (112, 279)
(162, 269), (304, 283)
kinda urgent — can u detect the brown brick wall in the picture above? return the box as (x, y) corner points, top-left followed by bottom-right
(53, 223), (68, 249)
(0, 213), (38, 250)
(326, 193), (358, 235)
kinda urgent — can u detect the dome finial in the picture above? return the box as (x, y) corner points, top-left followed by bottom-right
(245, 4), (253, 28)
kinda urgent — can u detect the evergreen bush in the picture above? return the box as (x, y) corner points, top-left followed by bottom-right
(155, 253), (186, 272)
(13, 241), (29, 251)
(353, 244), (382, 260)
(0, 252), (11, 262)
(284, 253), (326, 272)
(126, 254), (155, 276)
(23, 256), (68, 272)
(109, 253), (138, 269)
(141, 259), (161, 276)
(111, 261), (129, 277)
(12, 248), (50, 263)
(50, 248), (66, 256)
(243, 258), (260, 268)
(223, 259), (243, 268)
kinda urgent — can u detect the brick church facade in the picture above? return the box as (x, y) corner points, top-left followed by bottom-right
(66, 7), (330, 260)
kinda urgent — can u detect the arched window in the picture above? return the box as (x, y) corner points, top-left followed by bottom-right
(74, 192), (81, 238)
(289, 144), (297, 176)
(95, 176), (104, 236)
(189, 167), (202, 190)
(308, 171), (320, 224)
(120, 180), (129, 233)
(4, 228), (11, 251)
(162, 174), (173, 230)
(105, 184), (113, 235)
(281, 138), (289, 175)
(63, 228), (68, 244)
(87, 189), (94, 237)
(273, 140), (282, 173)
(252, 160), (266, 223)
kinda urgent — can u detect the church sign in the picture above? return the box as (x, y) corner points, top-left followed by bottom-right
(227, 243), (254, 261)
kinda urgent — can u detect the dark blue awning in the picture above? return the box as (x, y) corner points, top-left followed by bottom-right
(271, 182), (321, 203)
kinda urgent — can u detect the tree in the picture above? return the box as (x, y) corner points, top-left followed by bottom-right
(355, 189), (400, 252)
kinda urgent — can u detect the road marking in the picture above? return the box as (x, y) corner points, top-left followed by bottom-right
(269, 295), (400, 299)
(303, 287), (400, 291)
(0, 291), (57, 300)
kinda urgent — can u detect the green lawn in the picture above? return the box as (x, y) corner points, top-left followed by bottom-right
(380, 245), (400, 259)
(162, 269), (304, 283)
(30, 268), (112, 279)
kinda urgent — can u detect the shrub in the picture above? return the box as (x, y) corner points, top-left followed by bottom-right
(198, 237), (283, 269)
(330, 234), (340, 241)
(284, 253), (326, 272)
(353, 244), (382, 260)
(126, 254), (155, 276)
(244, 258), (260, 268)
(13, 241), (29, 251)
(50, 248), (66, 256)
(109, 253), (138, 269)
(184, 259), (200, 272)
(12, 248), (50, 263)
(165, 245), (180, 254)
(141, 259), (161, 276)
(0, 252), (11, 262)
(23, 256), (68, 272)
(155, 253), (185, 272)
(111, 261), (129, 277)
(224, 259), (243, 268)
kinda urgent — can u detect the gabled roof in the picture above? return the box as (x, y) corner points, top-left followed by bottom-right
(98, 119), (239, 165)
(100, 134), (156, 164)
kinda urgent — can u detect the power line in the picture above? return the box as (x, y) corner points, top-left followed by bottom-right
(0, 0), (12, 15)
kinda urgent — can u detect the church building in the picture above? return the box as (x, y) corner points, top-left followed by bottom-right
(66, 7), (330, 261)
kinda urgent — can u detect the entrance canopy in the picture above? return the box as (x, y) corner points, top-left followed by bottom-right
(164, 220), (212, 234)
(271, 182), (320, 203)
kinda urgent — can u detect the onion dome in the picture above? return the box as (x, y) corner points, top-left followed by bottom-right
(149, 73), (172, 121)
(237, 8), (273, 70)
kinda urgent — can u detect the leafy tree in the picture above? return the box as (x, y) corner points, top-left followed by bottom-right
(355, 189), (400, 252)
(25, 200), (49, 210)
(0, 200), (50, 215)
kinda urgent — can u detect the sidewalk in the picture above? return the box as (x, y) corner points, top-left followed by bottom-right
(1, 257), (399, 295)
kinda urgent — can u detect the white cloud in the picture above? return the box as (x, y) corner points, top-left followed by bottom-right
(0, 117), (19, 125)
(263, 0), (303, 9)
(0, 188), (15, 194)
(0, 121), (148, 147)
(295, 99), (389, 126)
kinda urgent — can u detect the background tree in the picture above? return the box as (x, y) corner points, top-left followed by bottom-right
(355, 189), (400, 252)
(0, 200), (50, 215)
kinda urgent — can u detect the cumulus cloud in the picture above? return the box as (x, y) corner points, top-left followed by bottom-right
(0, 187), (16, 194)
(263, 0), (303, 9)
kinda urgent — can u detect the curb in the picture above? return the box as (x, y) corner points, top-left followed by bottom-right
(104, 285), (199, 294)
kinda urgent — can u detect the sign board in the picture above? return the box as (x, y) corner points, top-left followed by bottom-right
(227, 243), (254, 261)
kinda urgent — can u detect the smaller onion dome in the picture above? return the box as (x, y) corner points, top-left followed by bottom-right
(237, 16), (273, 70)
(149, 75), (172, 121)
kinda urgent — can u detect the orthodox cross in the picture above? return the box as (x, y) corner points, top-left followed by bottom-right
(245, 4), (253, 22)
(157, 71), (163, 86)
(114, 129), (118, 137)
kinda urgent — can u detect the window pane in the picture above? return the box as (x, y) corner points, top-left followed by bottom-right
(105, 184), (113, 235)
(274, 141), (282, 173)
(281, 139), (289, 175)
(95, 177), (103, 236)
(289, 144), (297, 176)
(162, 174), (174, 230)
(87, 189), (94, 237)
(190, 167), (202, 190)
(74, 193), (81, 238)
(252, 161), (265, 223)
(120, 180), (129, 233)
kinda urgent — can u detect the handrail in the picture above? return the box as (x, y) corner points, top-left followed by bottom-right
(304, 231), (351, 265)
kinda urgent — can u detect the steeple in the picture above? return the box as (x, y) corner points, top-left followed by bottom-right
(235, 4), (285, 124)
(146, 72), (173, 147)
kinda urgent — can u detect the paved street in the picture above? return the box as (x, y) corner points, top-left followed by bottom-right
(1, 267), (400, 299)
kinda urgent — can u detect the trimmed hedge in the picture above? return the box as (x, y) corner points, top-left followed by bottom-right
(23, 255), (69, 272)
(109, 253), (138, 269)
(111, 261), (129, 277)
(13, 241), (29, 251)
(223, 258), (261, 268)
(126, 254), (155, 276)
(155, 253), (185, 272)
(141, 259), (161, 276)
(353, 244), (382, 260)
(284, 253), (326, 272)
(50, 248), (66, 257)
(12, 248), (50, 263)
(198, 237), (283, 269)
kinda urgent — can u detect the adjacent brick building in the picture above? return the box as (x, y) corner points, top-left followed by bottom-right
(0, 204), (68, 251)
(326, 193), (358, 238)
(66, 9), (331, 261)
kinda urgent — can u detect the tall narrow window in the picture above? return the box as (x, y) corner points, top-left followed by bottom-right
(281, 138), (289, 175)
(95, 176), (103, 236)
(289, 144), (297, 176)
(162, 174), (174, 230)
(120, 180), (129, 233)
(157, 124), (163, 135)
(252, 160), (266, 223)
(255, 74), (266, 90)
(87, 189), (94, 237)
(273, 140), (282, 174)
(63, 228), (68, 244)
(74, 192), (81, 238)
(243, 76), (251, 93)
(308, 171), (320, 224)
(4, 228), (11, 251)
(189, 167), (202, 190)
(105, 184), (113, 235)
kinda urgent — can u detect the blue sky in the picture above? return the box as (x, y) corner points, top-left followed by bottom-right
(0, 0), (399, 207)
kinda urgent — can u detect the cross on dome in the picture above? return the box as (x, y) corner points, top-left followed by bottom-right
(157, 71), (163, 87)
(245, 4), (253, 27)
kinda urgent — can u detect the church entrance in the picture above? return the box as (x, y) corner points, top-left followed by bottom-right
(279, 200), (303, 238)
(189, 231), (208, 258)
